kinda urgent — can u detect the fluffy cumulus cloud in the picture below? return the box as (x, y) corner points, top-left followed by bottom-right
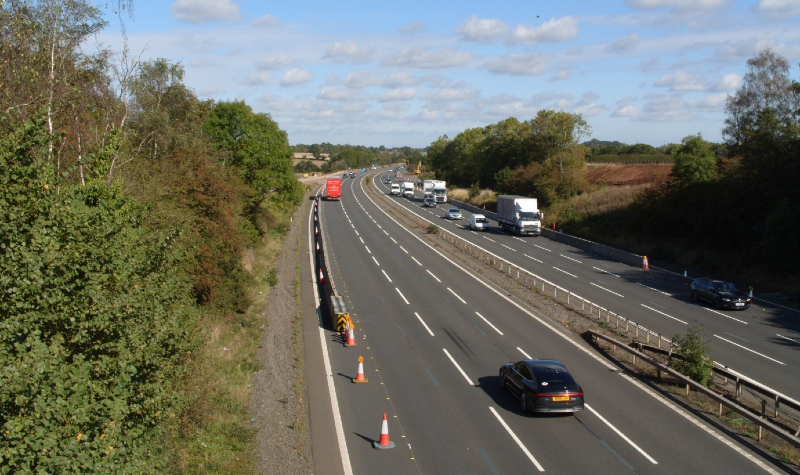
(605, 34), (641, 53)
(382, 47), (474, 69)
(482, 52), (547, 76)
(685, 93), (728, 110)
(509, 16), (578, 45)
(758, 0), (800, 16)
(171, 0), (241, 24)
(256, 54), (293, 70)
(280, 69), (313, 86)
(378, 88), (418, 102)
(549, 69), (571, 81)
(419, 88), (479, 103)
(241, 71), (271, 86)
(318, 87), (354, 101)
(559, 92), (607, 116)
(638, 93), (696, 121)
(252, 14), (280, 27)
(454, 15), (509, 43)
(399, 20), (425, 34)
(324, 41), (375, 64)
(711, 73), (742, 91)
(625, 0), (725, 10)
(654, 71), (705, 91)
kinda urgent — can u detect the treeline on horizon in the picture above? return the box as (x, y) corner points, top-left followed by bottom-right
(0, 0), (301, 471)
(293, 143), (426, 173)
(425, 49), (800, 282)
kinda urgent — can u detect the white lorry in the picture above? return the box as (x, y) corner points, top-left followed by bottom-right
(423, 180), (435, 196)
(390, 183), (401, 195)
(432, 180), (447, 203)
(496, 195), (542, 236)
(402, 182), (415, 198)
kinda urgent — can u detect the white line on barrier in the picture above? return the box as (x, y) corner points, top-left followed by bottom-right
(553, 267), (578, 278)
(561, 254), (583, 263)
(591, 282), (624, 298)
(517, 347), (531, 359)
(426, 270), (441, 282)
(714, 335), (785, 365)
(488, 407), (544, 472)
(414, 312), (435, 336)
(476, 312), (504, 335)
(382, 270), (392, 283)
(448, 287), (467, 304)
(443, 349), (474, 386)
(396, 287), (410, 304)
(585, 404), (658, 464)
(524, 254), (543, 263)
(641, 304), (688, 324)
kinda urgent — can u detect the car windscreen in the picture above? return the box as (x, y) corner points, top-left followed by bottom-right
(475, 218), (488, 223)
(530, 367), (577, 391)
(519, 212), (539, 220)
(714, 282), (738, 292)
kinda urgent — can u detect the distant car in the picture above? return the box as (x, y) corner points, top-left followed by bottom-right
(384, 178), (392, 184)
(446, 208), (463, 220)
(350, 172), (356, 178)
(691, 278), (750, 310)
(342, 174), (348, 178)
(470, 214), (489, 231)
(423, 198), (436, 207)
(500, 360), (584, 414)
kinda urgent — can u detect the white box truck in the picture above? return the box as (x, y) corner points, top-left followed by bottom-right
(496, 195), (542, 236)
(432, 180), (447, 203)
(390, 183), (401, 195)
(402, 182), (415, 198)
(423, 180), (435, 195)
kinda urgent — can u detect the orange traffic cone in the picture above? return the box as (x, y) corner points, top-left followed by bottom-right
(552, 222), (556, 230)
(316, 241), (320, 253)
(314, 215), (318, 222)
(352, 356), (368, 383)
(373, 412), (394, 449)
(683, 270), (688, 283)
(318, 269), (325, 283)
(315, 225), (319, 235)
(642, 256), (649, 270)
(749, 287), (754, 302)
(345, 327), (357, 347)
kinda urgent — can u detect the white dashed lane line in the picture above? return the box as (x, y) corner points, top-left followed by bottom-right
(411, 256), (422, 266)
(560, 254), (582, 263)
(390, 237), (397, 244)
(447, 288), (467, 304)
(714, 335), (785, 365)
(372, 256), (380, 266)
(777, 334), (800, 345)
(399, 246), (408, 254)
(396, 287), (410, 304)
(702, 307), (748, 325)
(476, 312), (503, 335)
(552, 267), (578, 278)
(517, 347), (532, 359)
(524, 254), (543, 263)
(483, 236), (496, 242)
(533, 244), (551, 252)
(426, 270), (442, 283)
(359, 237), (364, 244)
(641, 304), (688, 324)
(593, 266), (621, 278)
(591, 282), (624, 298)
(443, 349), (474, 386)
(501, 244), (516, 252)
(382, 270), (392, 283)
(415, 312), (435, 336)
(365, 246), (371, 254)
(636, 282), (671, 296)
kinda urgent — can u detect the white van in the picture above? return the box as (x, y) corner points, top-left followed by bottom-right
(470, 214), (490, 231)
(390, 183), (401, 195)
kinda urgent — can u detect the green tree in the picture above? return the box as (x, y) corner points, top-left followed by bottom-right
(669, 324), (713, 386)
(672, 134), (717, 185)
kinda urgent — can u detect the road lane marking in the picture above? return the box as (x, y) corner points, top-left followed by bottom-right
(714, 335), (785, 365)
(425, 369), (439, 386)
(517, 347), (531, 359)
(636, 282), (671, 296)
(399, 246), (408, 253)
(513, 237), (525, 242)
(377, 224), (382, 229)
(483, 236), (496, 242)
(411, 256), (422, 266)
(524, 254), (543, 263)
(591, 282), (624, 298)
(702, 307), (748, 324)
(372, 256), (380, 266)
(647, 301), (665, 309)
(533, 244), (551, 252)
(488, 407), (544, 472)
(777, 334), (800, 345)
(553, 267), (578, 278)
(382, 270), (392, 283)
(415, 312), (434, 336)
(354, 229), (359, 235)
(641, 304), (687, 324)
(390, 237), (397, 243)
(383, 230), (389, 235)
(365, 246), (371, 254)
(476, 312), (504, 335)
(426, 270), (441, 283)
(443, 349), (474, 385)
(359, 237), (364, 244)
(585, 404), (658, 464)
(592, 266), (620, 277)
(448, 287), (467, 304)
(396, 288), (409, 304)
(501, 244), (516, 251)
(560, 254), (582, 263)
(723, 332), (748, 342)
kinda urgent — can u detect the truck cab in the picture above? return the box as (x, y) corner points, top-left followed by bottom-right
(390, 183), (401, 195)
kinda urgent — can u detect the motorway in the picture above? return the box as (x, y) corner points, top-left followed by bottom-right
(305, 170), (791, 474)
(372, 169), (800, 401)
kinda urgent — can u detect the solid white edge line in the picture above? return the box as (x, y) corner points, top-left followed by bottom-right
(488, 407), (545, 472)
(517, 347), (531, 359)
(358, 175), (778, 474)
(641, 304), (688, 325)
(476, 312), (504, 335)
(442, 348), (474, 386)
(426, 270), (441, 282)
(585, 404), (658, 464)
(382, 269), (392, 283)
(414, 312), (435, 336)
(396, 287), (410, 304)
(714, 335), (785, 365)
(447, 287), (467, 304)
(308, 192), (352, 475)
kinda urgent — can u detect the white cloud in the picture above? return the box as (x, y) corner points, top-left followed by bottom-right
(638, 94), (696, 121)
(252, 15), (280, 27)
(483, 52), (547, 76)
(324, 41), (375, 64)
(654, 71), (705, 91)
(563, 92), (607, 116)
(241, 71), (271, 86)
(711, 73), (742, 91)
(256, 54), (293, 70)
(420, 88), (479, 103)
(612, 104), (641, 117)
(382, 47), (474, 69)
(344, 71), (383, 89)
(377, 88), (418, 102)
(549, 70), (571, 81)
(170, 0), (241, 24)
(318, 87), (354, 101)
(336, 102), (371, 113)
(625, 0), (725, 10)
(399, 20), (425, 34)
(418, 109), (440, 120)
(382, 102), (410, 112)
(605, 33), (641, 53)
(382, 72), (425, 88)
(757, 0), (800, 16)
(686, 93), (728, 110)
(454, 15), (509, 43)
(280, 69), (313, 86)
(509, 16), (578, 45)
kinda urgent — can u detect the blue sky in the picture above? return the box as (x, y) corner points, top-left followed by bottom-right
(95, 0), (800, 148)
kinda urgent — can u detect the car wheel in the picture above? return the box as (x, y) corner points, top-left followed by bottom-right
(691, 291), (698, 302)
(715, 298), (722, 310)
(520, 391), (528, 413)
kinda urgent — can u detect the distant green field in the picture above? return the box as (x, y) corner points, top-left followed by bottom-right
(587, 154), (674, 164)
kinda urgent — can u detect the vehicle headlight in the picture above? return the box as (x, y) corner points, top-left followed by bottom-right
(722, 298), (731, 302)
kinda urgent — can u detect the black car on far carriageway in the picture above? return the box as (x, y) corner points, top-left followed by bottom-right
(690, 277), (751, 310)
(499, 360), (584, 414)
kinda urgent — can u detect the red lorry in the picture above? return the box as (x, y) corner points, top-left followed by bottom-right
(326, 178), (341, 201)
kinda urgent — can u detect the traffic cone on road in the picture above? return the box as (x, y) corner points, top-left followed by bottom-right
(749, 287), (754, 302)
(316, 241), (320, 253)
(683, 270), (688, 283)
(318, 269), (325, 284)
(642, 256), (649, 270)
(314, 215), (318, 222)
(345, 327), (357, 347)
(373, 412), (394, 449)
(315, 225), (319, 235)
(352, 356), (368, 383)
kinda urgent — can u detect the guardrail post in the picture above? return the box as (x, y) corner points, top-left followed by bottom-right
(582, 298), (585, 311)
(646, 331), (650, 343)
(718, 402), (723, 417)
(554, 287), (557, 299)
(567, 292), (570, 305)
(625, 319), (629, 332)
(658, 335), (662, 350)
(635, 325), (639, 339)
(736, 378), (741, 397)
(686, 383), (690, 397)
(775, 396), (779, 418)
(759, 400), (765, 440)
